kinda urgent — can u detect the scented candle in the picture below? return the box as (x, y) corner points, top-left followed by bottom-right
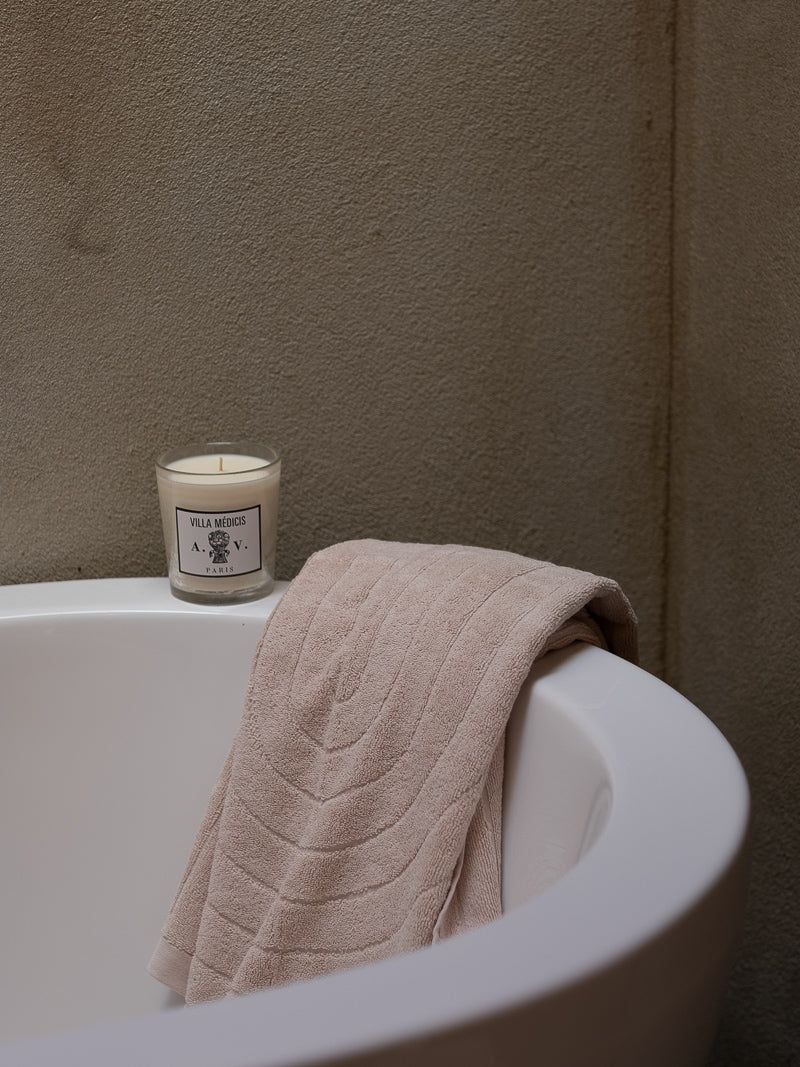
(156, 441), (280, 604)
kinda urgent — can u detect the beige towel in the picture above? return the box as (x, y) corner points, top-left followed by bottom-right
(149, 540), (637, 1002)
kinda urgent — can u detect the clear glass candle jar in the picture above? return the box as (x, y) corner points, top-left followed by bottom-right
(156, 440), (281, 604)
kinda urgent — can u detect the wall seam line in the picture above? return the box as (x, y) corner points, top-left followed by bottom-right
(659, 0), (680, 681)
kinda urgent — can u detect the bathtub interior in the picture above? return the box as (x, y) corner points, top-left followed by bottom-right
(0, 606), (609, 1044)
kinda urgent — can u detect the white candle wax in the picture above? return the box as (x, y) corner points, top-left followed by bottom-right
(156, 443), (280, 603)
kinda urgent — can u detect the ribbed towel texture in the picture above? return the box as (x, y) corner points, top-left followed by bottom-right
(149, 540), (637, 1002)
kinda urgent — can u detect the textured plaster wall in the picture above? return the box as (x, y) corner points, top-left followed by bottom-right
(670, 3), (800, 1063)
(0, 0), (672, 670)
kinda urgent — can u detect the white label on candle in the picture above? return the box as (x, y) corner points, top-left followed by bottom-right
(175, 506), (262, 578)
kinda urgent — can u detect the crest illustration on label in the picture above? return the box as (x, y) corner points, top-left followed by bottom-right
(175, 505), (262, 578)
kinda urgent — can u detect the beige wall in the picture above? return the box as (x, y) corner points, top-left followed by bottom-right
(0, 0), (672, 670)
(8, 1), (799, 1061)
(671, 3), (800, 1063)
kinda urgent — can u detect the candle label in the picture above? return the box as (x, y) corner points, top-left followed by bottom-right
(175, 506), (262, 578)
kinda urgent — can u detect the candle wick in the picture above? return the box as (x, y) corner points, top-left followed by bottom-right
(219, 456), (223, 472)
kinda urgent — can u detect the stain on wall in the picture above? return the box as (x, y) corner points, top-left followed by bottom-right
(0, 0), (673, 671)
(671, 2), (800, 1062)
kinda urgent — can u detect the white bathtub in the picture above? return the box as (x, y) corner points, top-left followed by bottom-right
(0, 578), (749, 1067)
